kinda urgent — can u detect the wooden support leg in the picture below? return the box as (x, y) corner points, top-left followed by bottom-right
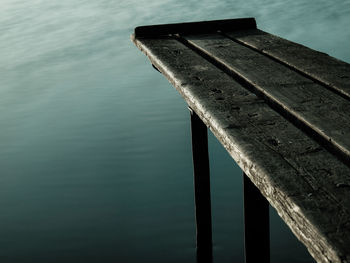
(243, 172), (270, 263)
(189, 108), (213, 262)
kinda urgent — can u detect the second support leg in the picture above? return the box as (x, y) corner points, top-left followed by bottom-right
(243, 172), (270, 263)
(189, 108), (213, 261)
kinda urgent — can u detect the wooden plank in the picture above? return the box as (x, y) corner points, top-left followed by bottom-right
(131, 35), (350, 263)
(134, 18), (256, 38)
(181, 33), (350, 165)
(224, 29), (350, 100)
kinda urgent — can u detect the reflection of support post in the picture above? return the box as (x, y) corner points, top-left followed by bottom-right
(243, 172), (270, 263)
(189, 108), (213, 262)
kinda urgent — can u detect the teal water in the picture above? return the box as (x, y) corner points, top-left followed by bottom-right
(1, 0), (349, 262)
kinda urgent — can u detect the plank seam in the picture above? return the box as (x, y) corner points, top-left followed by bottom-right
(174, 34), (350, 168)
(220, 31), (350, 103)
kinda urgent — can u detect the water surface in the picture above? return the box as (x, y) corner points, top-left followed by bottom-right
(1, 0), (349, 262)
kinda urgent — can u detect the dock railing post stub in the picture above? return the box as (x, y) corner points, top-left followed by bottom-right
(189, 107), (213, 262)
(134, 18), (256, 38)
(243, 172), (270, 263)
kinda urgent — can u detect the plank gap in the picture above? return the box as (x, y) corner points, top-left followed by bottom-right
(221, 30), (350, 103)
(174, 34), (350, 169)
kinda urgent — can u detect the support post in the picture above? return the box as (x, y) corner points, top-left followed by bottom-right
(243, 172), (270, 263)
(189, 108), (213, 262)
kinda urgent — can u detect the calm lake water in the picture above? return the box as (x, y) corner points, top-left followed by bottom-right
(1, 0), (349, 262)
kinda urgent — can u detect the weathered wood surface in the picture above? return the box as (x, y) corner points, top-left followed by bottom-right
(182, 33), (350, 164)
(132, 20), (350, 263)
(224, 29), (350, 100)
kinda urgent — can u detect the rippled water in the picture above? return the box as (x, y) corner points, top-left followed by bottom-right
(0, 0), (349, 262)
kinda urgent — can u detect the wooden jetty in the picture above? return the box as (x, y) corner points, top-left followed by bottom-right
(131, 18), (350, 263)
